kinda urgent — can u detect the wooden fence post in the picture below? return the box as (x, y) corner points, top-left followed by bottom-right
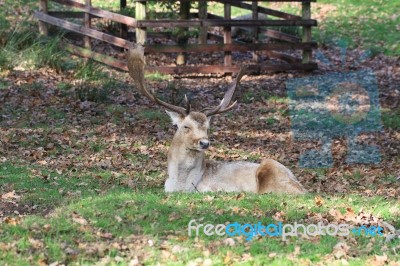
(302, 1), (312, 64)
(120, 0), (128, 39)
(224, 3), (232, 68)
(39, 0), (48, 36)
(198, 0), (207, 44)
(252, 1), (259, 62)
(135, 0), (147, 44)
(176, 1), (190, 65)
(84, 0), (91, 49)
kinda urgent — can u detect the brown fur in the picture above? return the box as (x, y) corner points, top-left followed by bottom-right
(189, 112), (207, 125)
(256, 159), (306, 194)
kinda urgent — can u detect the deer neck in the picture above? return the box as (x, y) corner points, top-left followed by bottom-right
(166, 136), (206, 192)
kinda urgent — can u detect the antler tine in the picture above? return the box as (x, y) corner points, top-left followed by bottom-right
(204, 68), (246, 116)
(127, 45), (187, 116)
(184, 94), (191, 115)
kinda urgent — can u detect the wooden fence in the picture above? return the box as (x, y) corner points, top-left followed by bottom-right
(35, 0), (318, 74)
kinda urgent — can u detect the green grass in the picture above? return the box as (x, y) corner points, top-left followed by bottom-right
(0, 29), (65, 71)
(315, 0), (400, 55)
(382, 108), (400, 130)
(1, 162), (399, 265)
(145, 72), (172, 82)
(205, 0), (399, 55)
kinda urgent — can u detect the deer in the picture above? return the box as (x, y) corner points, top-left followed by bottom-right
(127, 45), (306, 194)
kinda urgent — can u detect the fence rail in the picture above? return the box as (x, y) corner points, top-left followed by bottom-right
(36, 0), (318, 74)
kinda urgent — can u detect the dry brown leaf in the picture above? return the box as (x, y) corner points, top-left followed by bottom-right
(29, 238), (44, 249)
(71, 212), (88, 225)
(314, 195), (324, 207)
(332, 242), (350, 259)
(235, 192), (245, 200)
(203, 195), (215, 202)
(1, 191), (20, 200)
(223, 251), (232, 264)
(223, 238), (235, 247)
(272, 211), (286, 222)
(293, 246), (301, 256)
(4, 217), (20, 226)
(367, 253), (388, 266)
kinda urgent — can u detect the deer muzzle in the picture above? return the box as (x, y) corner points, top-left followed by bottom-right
(199, 139), (210, 150)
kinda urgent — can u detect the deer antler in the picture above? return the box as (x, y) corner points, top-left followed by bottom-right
(127, 45), (188, 116)
(127, 44), (246, 117)
(204, 67), (246, 117)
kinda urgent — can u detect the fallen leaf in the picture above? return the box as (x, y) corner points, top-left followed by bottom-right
(272, 211), (286, 222)
(224, 251), (232, 264)
(4, 217), (20, 225)
(369, 253), (388, 266)
(1, 191), (20, 200)
(333, 242), (350, 259)
(315, 195), (324, 207)
(223, 238), (235, 246)
(29, 238), (44, 249)
(71, 212), (88, 225)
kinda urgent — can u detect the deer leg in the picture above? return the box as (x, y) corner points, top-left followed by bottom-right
(256, 159), (306, 194)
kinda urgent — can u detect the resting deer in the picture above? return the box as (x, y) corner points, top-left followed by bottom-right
(127, 45), (306, 194)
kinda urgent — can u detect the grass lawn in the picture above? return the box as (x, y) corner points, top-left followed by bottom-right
(0, 0), (400, 265)
(1, 163), (399, 265)
(315, 0), (400, 56)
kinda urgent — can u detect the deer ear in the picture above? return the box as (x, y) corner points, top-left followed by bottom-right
(206, 116), (212, 127)
(166, 110), (184, 126)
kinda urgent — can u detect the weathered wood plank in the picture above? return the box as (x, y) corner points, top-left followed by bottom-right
(262, 29), (301, 43)
(204, 19), (316, 27)
(224, 2), (232, 66)
(39, 0), (48, 35)
(302, 1), (312, 63)
(176, 1), (190, 65)
(217, 0), (302, 20)
(63, 44), (316, 74)
(135, 0), (147, 44)
(120, 0), (128, 38)
(64, 43), (128, 71)
(264, 51), (301, 63)
(144, 42), (317, 53)
(52, 0), (137, 27)
(48, 11), (99, 19)
(145, 63), (318, 74)
(84, 0), (91, 49)
(137, 19), (316, 27)
(251, 1), (259, 62)
(207, 14), (301, 43)
(35, 12), (132, 48)
(198, 1), (208, 44)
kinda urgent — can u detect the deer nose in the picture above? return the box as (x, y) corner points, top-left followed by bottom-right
(199, 139), (210, 149)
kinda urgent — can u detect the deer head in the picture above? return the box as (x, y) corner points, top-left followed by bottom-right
(127, 45), (246, 152)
